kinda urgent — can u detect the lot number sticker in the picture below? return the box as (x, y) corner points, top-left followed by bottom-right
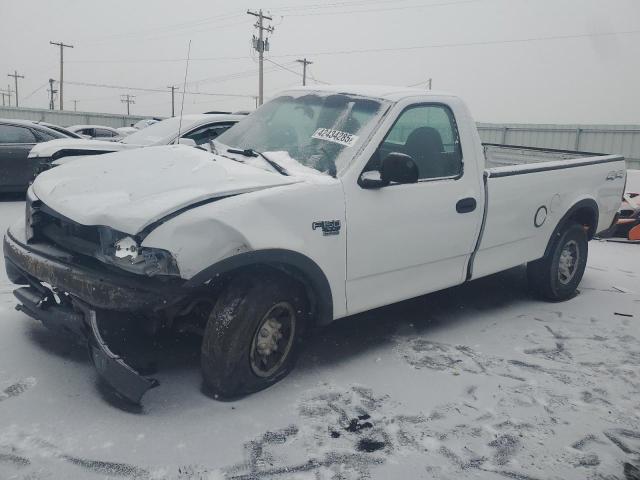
(312, 128), (359, 147)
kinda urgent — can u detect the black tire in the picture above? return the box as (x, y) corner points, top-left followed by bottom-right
(527, 222), (588, 301)
(201, 268), (308, 399)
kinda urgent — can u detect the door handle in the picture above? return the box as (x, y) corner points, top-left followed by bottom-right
(456, 197), (477, 213)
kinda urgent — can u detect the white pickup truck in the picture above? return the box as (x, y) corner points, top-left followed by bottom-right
(3, 85), (626, 404)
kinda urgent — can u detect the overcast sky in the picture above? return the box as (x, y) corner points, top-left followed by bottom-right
(2, 0), (639, 123)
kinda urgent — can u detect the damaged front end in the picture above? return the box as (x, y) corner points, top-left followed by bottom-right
(4, 224), (189, 405)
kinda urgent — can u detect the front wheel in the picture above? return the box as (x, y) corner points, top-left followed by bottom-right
(200, 269), (308, 399)
(527, 223), (588, 301)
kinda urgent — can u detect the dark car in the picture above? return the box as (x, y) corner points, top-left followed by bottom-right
(32, 121), (83, 139)
(0, 119), (68, 192)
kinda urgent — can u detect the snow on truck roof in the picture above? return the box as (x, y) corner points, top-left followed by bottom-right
(282, 84), (454, 101)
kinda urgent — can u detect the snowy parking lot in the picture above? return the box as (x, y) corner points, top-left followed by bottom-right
(0, 195), (638, 479)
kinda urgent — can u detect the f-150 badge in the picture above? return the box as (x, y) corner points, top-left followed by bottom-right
(312, 220), (341, 236)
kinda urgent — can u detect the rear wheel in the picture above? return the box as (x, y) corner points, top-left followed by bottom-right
(200, 269), (308, 398)
(527, 223), (588, 301)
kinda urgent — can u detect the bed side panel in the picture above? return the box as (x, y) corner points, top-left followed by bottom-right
(471, 159), (625, 280)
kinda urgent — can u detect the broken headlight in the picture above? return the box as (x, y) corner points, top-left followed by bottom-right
(98, 231), (180, 277)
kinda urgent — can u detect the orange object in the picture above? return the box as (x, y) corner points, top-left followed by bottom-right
(630, 224), (640, 241)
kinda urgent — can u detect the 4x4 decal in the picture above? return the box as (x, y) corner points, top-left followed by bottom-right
(312, 220), (341, 236)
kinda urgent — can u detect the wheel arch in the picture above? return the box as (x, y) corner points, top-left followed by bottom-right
(184, 249), (334, 326)
(543, 198), (598, 258)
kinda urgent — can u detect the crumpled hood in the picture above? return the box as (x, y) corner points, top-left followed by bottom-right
(28, 138), (138, 158)
(32, 145), (300, 234)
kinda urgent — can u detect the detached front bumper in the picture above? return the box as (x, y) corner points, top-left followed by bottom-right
(13, 285), (158, 403)
(3, 229), (186, 404)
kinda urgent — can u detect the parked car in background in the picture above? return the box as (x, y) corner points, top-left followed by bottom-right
(0, 119), (68, 192)
(116, 126), (138, 136)
(31, 121), (82, 139)
(29, 114), (243, 176)
(67, 125), (123, 141)
(133, 118), (161, 129)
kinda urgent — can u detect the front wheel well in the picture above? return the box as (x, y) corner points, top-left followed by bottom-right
(184, 250), (334, 327)
(224, 263), (319, 323)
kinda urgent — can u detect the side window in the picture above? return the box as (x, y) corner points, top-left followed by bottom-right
(0, 125), (37, 144)
(33, 129), (59, 142)
(375, 104), (462, 180)
(183, 123), (234, 145)
(95, 128), (113, 138)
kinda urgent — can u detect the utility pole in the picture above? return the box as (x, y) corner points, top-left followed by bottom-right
(47, 79), (57, 110)
(168, 85), (177, 117)
(50, 41), (74, 110)
(247, 9), (274, 106)
(72, 100), (78, 112)
(0, 87), (10, 107)
(7, 70), (24, 107)
(295, 58), (313, 86)
(6, 85), (13, 107)
(427, 78), (432, 90)
(121, 94), (135, 115)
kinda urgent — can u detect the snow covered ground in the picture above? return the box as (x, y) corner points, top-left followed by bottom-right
(0, 195), (638, 480)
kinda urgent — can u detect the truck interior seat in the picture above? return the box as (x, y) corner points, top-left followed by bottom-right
(404, 126), (445, 179)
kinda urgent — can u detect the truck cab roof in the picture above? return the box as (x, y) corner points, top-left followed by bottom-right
(282, 84), (453, 102)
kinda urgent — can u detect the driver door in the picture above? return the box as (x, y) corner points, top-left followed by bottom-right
(344, 103), (483, 314)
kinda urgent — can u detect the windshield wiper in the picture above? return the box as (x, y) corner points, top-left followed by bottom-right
(227, 148), (289, 176)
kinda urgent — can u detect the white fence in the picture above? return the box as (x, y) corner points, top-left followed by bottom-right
(477, 123), (640, 170)
(0, 106), (151, 129)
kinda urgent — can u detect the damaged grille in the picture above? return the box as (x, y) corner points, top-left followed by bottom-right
(33, 207), (102, 257)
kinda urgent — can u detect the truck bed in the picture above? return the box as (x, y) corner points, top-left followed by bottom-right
(484, 143), (624, 178)
(484, 143), (611, 168)
(470, 143), (626, 281)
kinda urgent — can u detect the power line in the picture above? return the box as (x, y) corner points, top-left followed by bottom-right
(265, 58), (329, 85)
(269, 29), (640, 58)
(280, 0), (481, 16)
(66, 28), (640, 67)
(22, 81), (49, 102)
(65, 80), (254, 98)
(80, 12), (244, 44)
(183, 62), (291, 88)
(270, 0), (415, 13)
(68, 55), (252, 64)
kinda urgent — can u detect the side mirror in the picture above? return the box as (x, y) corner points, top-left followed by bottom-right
(381, 152), (418, 185)
(360, 152), (418, 189)
(177, 138), (197, 147)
